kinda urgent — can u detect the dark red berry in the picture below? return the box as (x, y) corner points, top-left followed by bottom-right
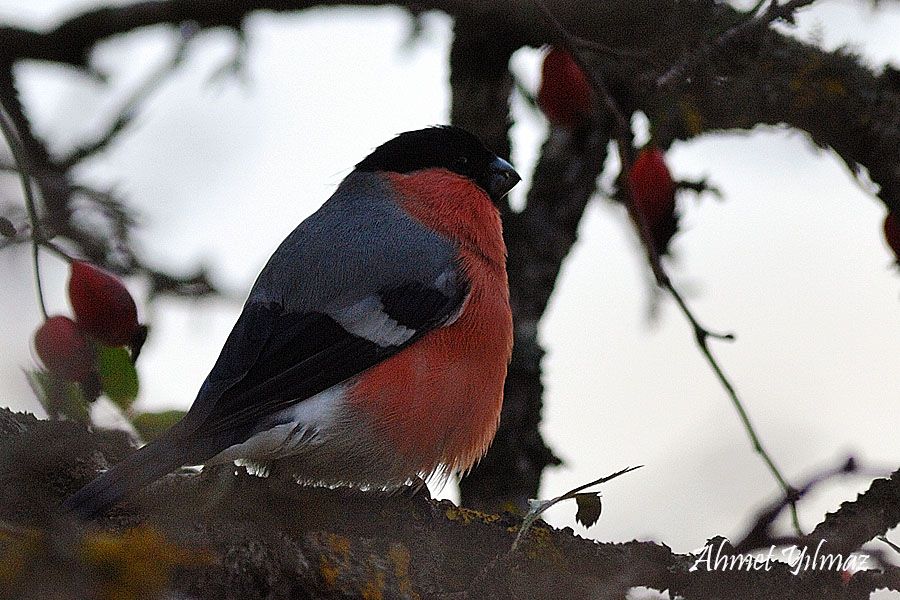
(34, 315), (95, 382)
(537, 47), (592, 127)
(68, 261), (139, 346)
(628, 146), (679, 256)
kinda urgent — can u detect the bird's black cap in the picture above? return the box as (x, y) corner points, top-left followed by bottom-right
(356, 125), (520, 202)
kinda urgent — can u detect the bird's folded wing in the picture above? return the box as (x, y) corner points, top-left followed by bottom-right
(192, 276), (468, 441)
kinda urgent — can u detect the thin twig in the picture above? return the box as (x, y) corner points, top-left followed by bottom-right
(676, 177), (723, 199)
(732, 456), (873, 552)
(0, 99), (48, 319)
(532, 0), (802, 535)
(0, 21), (227, 306)
(511, 465), (643, 552)
(665, 283), (801, 517)
(570, 37), (656, 62)
(59, 29), (194, 170)
(38, 239), (74, 263)
(656, 0), (818, 89)
(879, 536), (900, 556)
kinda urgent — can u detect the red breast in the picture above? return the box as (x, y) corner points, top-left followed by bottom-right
(347, 169), (513, 476)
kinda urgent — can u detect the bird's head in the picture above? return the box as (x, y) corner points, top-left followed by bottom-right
(355, 126), (520, 203)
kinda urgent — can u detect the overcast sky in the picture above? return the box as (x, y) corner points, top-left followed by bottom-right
(1, 0), (898, 560)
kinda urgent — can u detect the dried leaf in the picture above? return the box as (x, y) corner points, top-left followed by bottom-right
(574, 493), (602, 528)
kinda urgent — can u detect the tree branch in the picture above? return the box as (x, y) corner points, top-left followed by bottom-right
(0, 0), (895, 212)
(58, 27), (194, 170)
(656, 0), (819, 89)
(3, 410), (897, 600)
(808, 466), (900, 556)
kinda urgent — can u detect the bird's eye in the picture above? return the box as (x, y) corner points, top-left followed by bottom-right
(455, 156), (468, 168)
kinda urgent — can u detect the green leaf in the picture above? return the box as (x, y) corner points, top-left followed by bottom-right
(98, 345), (139, 409)
(131, 410), (186, 442)
(25, 369), (53, 415)
(574, 493), (603, 528)
(24, 369), (89, 423)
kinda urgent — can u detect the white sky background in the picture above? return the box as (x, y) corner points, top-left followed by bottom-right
(1, 0), (898, 559)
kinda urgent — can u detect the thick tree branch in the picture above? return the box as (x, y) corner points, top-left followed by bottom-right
(448, 17), (520, 167)
(0, 0), (532, 68)
(642, 7), (900, 214)
(808, 466), (900, 556)
(0, 0), (895, 210)
(3, 410), (897, 600)
(656, 0), (818, 89)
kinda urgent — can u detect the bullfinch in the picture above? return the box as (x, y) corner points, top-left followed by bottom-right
(63, 125), (520, 519)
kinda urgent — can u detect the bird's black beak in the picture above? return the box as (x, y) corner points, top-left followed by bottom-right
(488, 156), (521, 201)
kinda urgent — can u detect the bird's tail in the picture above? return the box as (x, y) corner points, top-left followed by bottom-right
(61, 434), (191, 520)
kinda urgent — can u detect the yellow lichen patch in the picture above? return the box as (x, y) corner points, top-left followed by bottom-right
(443, 505), (500, 526)
(319, 556), (340, 589)
(323, 532), (352, 559)
(509, 523), (567, 566)
(789, 79), (817, 111)
(498, 500), (523, 515)
(822, 78), (846, 96)
(360, 567), (385, 600)
(789, 57), (846, 110)
(0, 526), (42, 588)
(388, 543), (419, 600)
(318, 532), (352, 589)
(81, 525), (210, 600)
(677, 99), (703, 135)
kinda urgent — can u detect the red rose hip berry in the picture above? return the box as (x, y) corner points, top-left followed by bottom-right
(628, 146), (679, 255)
(34, 315), (94, 381)
(537, 47), (593, 127)
(68, 261), (139, 346)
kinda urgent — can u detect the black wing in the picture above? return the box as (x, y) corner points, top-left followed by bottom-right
(189, 277), (468, 448)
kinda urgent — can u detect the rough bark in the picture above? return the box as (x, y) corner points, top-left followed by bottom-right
(2, 410), (898, 600)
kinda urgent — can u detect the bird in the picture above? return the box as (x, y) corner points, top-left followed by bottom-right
(63, 125), (520, 519)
